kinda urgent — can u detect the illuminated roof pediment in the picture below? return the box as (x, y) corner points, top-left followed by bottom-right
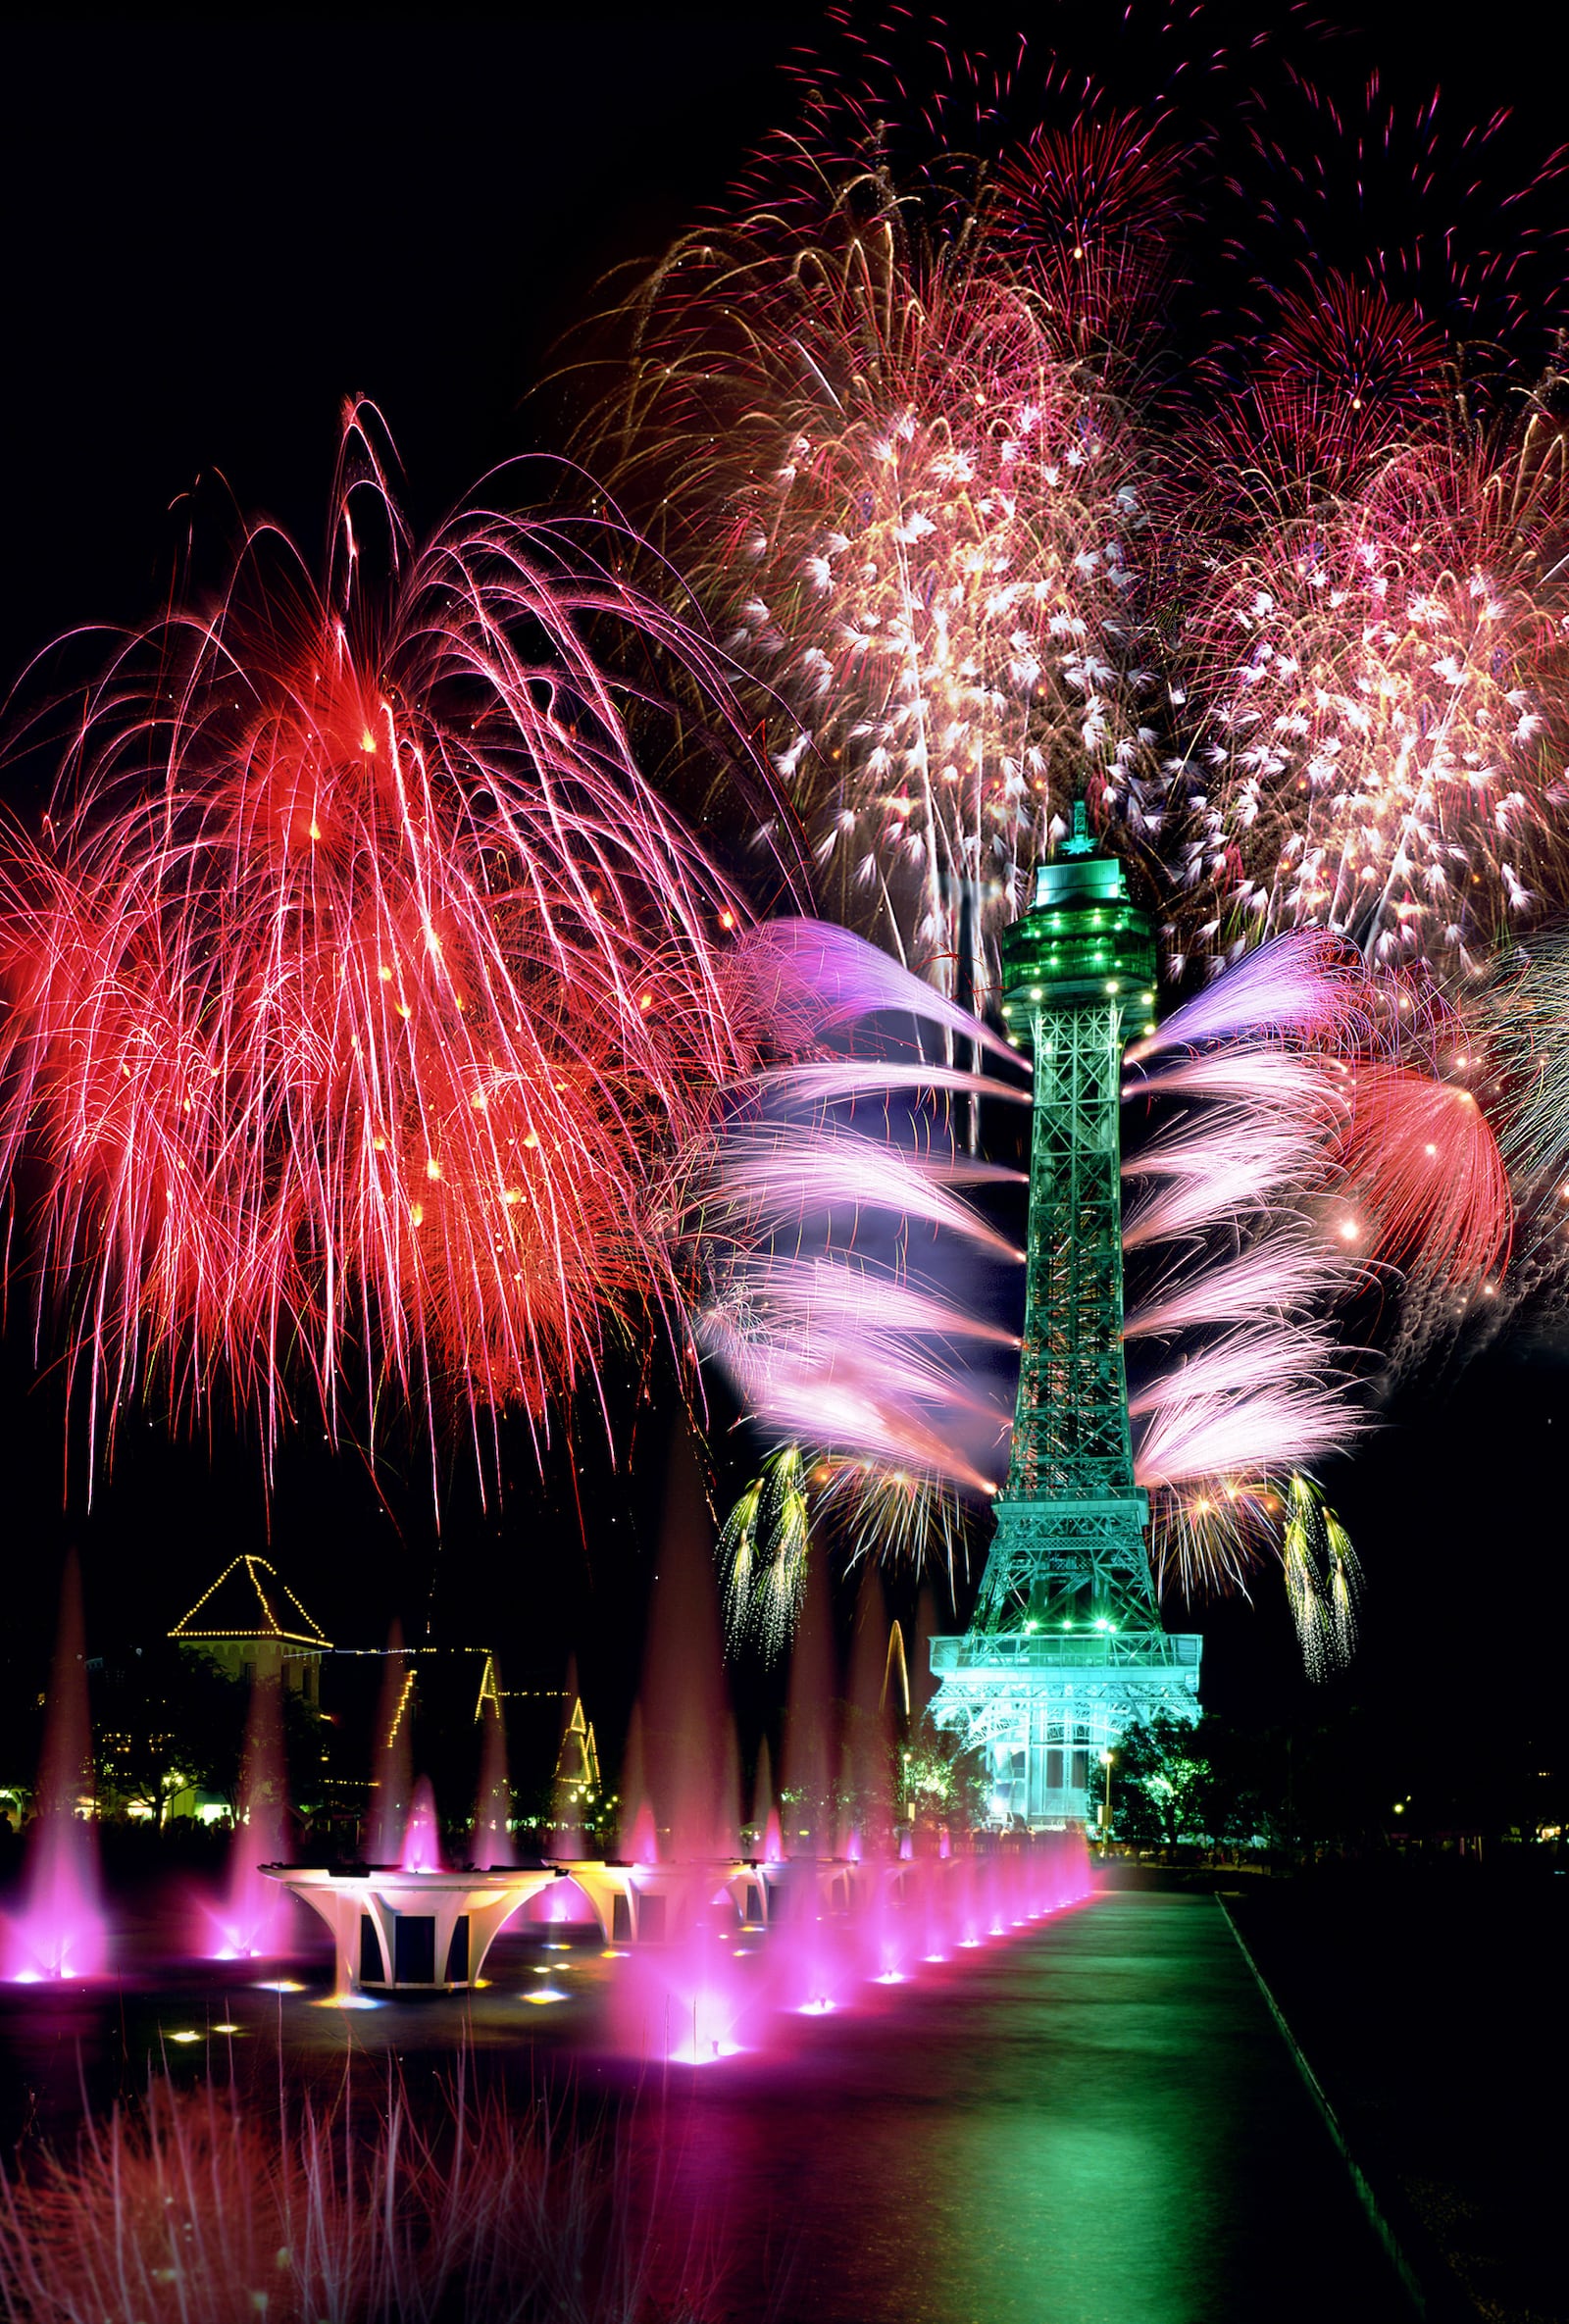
(169, 1555), (330, 1648)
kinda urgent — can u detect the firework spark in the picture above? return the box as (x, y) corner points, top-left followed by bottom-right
(1282, 1471), (1361, 1677)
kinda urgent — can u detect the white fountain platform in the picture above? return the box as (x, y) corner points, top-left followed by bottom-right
(263, 1859), (781, 1993)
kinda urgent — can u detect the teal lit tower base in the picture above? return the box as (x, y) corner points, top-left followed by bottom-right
(931, 809), (1200, 1826)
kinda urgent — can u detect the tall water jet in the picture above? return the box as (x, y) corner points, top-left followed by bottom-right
(7, 1555), (106, 1982)
(616, 1705), (657, 1864)
(716, 1711), (743, 1868)
(780, 1546), (835, 1857)
(639, 1429), (734, 1862)
(749, 1736), (780, 1862)
(550, 1657), (587, 1856)
(210, 1673), (291, 1958)
(842, 1568), (896, 1859)
(910, 1585), (941, 1725)
(367, 1621), (412, 1863)
(400, 1776), (443, 1874)
(473, 1666), (513, 1866)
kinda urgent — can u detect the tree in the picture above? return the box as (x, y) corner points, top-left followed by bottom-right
(1112, 1713), (1211, 1849)
(91, 1644), (246, 1822)
(89, 1643), (330, 1828)
(902, 1711), (988, 1832)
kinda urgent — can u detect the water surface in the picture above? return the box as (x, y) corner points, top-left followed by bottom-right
(0, 1887), (1391, 2322)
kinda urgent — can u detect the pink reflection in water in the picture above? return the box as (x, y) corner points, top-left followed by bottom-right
(7, 1557), (106, 1983)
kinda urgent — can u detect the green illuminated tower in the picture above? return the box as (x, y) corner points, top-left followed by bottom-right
(930, 806), (1200, 1825)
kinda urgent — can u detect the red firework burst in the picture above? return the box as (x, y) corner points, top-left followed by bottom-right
(0, 404), (753, 1481)
(1330, 1060), (1511, 1286)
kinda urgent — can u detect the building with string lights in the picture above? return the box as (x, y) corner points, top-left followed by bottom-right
(169, 1554), (330, 1703)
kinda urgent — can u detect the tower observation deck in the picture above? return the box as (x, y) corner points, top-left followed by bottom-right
(930, 806), (1200, 1826)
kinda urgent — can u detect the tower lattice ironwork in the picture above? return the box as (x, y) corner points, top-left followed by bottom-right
(930, 807), (1200, 1826)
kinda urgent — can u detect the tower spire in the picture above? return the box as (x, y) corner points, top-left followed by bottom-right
(929, 822), (1200, 1826)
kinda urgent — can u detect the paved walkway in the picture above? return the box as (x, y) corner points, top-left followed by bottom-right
(652, 1890), (1398, 2322)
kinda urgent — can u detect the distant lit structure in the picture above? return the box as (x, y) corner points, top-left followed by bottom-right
(930, 809), (1200, 1824)
(551, 1696), (601, 1826)
(476, 1654), (603, 1839)
(166, 1566), (603, 1846)
(169, 1554), (329, 1703)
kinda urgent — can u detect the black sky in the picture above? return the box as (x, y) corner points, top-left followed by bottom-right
(1, 5), (1565, 1788)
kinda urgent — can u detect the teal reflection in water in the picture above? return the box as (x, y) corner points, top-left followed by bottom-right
(654, 1893), (1390, 2323)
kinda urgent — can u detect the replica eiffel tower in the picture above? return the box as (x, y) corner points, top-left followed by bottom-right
(930, 805), (1200, 1826)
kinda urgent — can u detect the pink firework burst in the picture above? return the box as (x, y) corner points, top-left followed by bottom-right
(1211, 275), (1450, 492)
(1185, 422), (1569, 982)
(575, 137), (1164, 999)
(989, 106), (1190, 362)
(0, 405), (755, 1483)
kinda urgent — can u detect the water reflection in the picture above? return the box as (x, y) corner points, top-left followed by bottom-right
(0, 1891), (1389, 2321)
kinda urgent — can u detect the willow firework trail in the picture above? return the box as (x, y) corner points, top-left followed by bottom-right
(724, 1258), (1019, 1351)
(1123, 1238), (1355, 1339)
(698, 918), (1512, 1618)
(730, 918), (1019, 1061)
(1125, 931), (1370, 1059)
(694, 1130), (1025, 1265)
(1121, 1111), (1329, 1250)
(1327, 1062), (1510, 1286)
(1126, 1324), (1341, 1420)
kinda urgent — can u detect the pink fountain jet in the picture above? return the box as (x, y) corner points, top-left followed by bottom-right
(209, 1673), (293, 1960)
(7, 1557), (107, 1984)
(400, 1779), (443, 1874)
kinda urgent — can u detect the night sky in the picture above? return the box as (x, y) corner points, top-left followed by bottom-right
(1, 5), (1565, 1796)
